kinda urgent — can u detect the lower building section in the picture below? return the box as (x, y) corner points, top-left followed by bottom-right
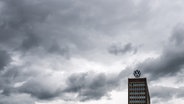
(128, 78), (150, 104)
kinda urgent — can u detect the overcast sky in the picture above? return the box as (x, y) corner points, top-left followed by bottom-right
(1, 0), (184, 104)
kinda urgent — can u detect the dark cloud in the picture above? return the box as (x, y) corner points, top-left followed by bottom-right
(0, 94), (35, 104)
(0, 50), (11, 71)
(63, 71), (127, 101)
(0, 0), (182, 103)
(0, 0), (48, 48)
(108, 43), (137, 55)
(151, 86), (184, 104)
(19, 79), (61, 100)
(0, 68), (130, 102)
(0, 0), (148, 102)
(151, 86), (176, 101)
(0, 0), (70, 55)
(20, 34), (40, 52)
(0, 0), (150, 56)
(0, 67), (62, 100)
(0, 66), (30, 97)
(170, 25), (184, 45)
(139, 25), (184, 80)
(0, 65), (62, 100)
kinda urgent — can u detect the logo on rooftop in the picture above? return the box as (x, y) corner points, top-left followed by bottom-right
(133, 70), (141, 78)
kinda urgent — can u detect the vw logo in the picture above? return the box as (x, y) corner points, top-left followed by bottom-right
(133, 70), (141, 78)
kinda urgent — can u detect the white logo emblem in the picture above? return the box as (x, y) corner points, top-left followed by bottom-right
(133, 70), (141, 78)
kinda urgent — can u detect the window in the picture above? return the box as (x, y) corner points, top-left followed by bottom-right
(129, 82), (145, 87)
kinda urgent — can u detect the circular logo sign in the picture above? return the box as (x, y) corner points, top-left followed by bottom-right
(133, 70), (141, 78)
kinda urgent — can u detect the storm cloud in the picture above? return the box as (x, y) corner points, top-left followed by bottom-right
(0, 0), (184, 104)
(0, 50), (11, 71)
(63, 71), (126, 101)
(151, 86), (184, 104)
(140, 25), (184, 80)
(0, 94), (35, 104)
(108, 43), (138, 55)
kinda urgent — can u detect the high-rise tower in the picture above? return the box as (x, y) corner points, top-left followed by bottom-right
(128, 70), (150, 104)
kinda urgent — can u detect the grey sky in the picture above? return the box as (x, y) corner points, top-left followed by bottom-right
(0, 0), (184, 104)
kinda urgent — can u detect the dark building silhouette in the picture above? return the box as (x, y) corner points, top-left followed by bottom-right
(128, 77), (150, 104)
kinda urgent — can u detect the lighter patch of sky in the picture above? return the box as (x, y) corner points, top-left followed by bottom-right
(13, 81), (26, 88)
(35, 90), (128, 104)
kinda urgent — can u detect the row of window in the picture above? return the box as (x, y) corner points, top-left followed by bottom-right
(130, 103), (145, 104)
(129, 100), (146, 103)
(129, 83), (145, 86)
(129, 92), (145, 95)
(130, 96), (146, 99)
(129, 82), (145, 83)
(130, 86), (145, 88)
(129, 88), (145, 90)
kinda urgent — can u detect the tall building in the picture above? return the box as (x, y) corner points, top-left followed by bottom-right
(128, 70), (150, 104)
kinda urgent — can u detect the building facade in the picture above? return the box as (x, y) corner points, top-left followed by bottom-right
(128, 78), (150, 104)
